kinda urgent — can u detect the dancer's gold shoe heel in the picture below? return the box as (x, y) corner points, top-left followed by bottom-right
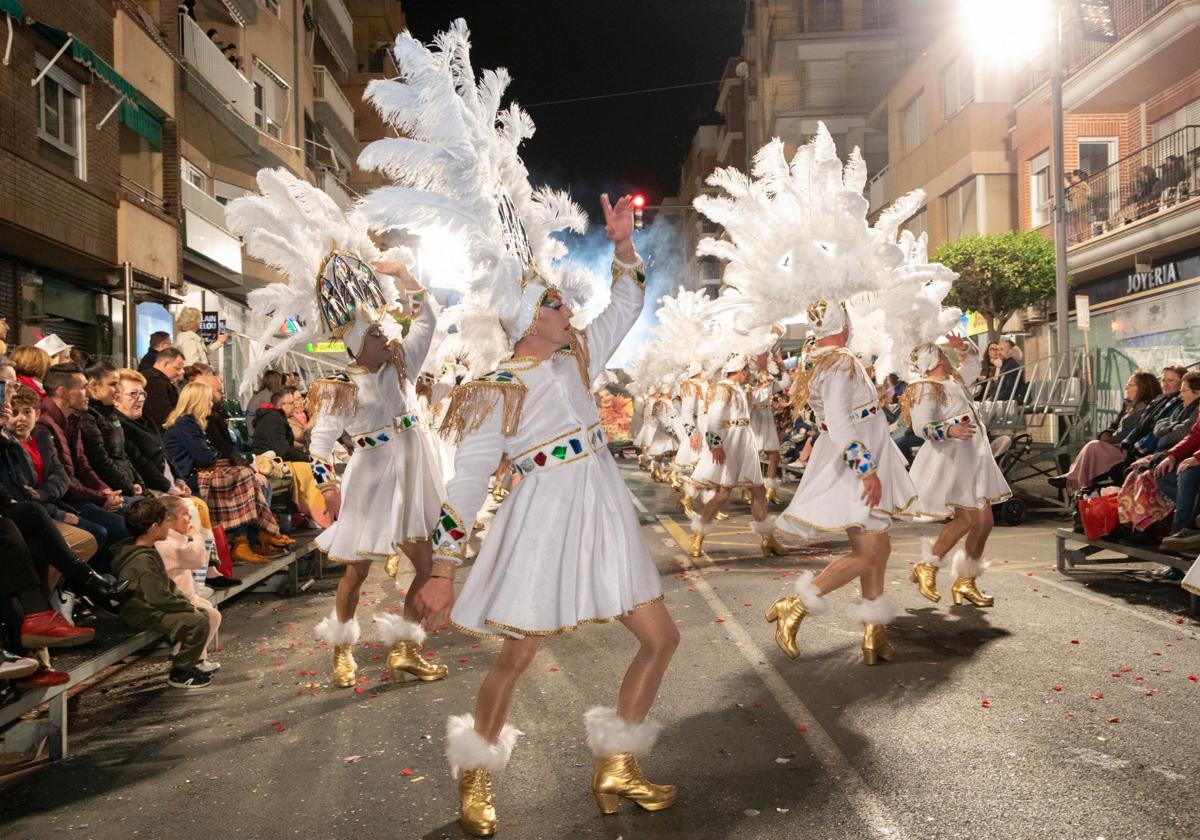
(689, 533), (704, 558)
(951, 576), (994, 607)
(761, 536), (787, 557)
(331, 643), (357, 688)
(594, 792), (620, 815)
(459, 769), (497, 837)
(765, 595), (806, 659)
(861, 623), (895, 666)
(386, 641), (447, 683)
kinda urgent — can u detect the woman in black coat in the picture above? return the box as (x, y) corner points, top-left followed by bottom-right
(114, 371), (179, 494)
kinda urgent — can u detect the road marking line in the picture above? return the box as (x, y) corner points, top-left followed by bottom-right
(635, 490), (905, 839)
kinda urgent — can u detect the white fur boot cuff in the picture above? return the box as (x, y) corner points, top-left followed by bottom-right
(851, 597), (896, 626)
(953, 550), (990, 579)
(921, 537), (946, 568)
(750, 516), (778, 535)
(314, 613), (360, 646)
(793, 571), (830, 614)
(583, 707), (662, 757)
(446, 714), (523, 778)
(689, 512), (714, 536)
(373, 613), (425, 646)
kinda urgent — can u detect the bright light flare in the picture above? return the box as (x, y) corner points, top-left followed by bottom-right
(631, 194), (647, 209)
(412, 227), (473, 295)
(958, 0), (1050, 67)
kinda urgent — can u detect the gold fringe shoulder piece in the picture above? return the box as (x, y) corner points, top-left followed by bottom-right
(438, 371), (528, 445)
(705, 381), (737, 409)
(308, 375), (359, 418)
(899, 380), (948, 427)
(790, 348), (857, 417)
(680, 380), (704, 401)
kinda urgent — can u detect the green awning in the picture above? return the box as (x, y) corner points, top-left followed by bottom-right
(32, 22), (165, 148)
(0, 0), (22, 20)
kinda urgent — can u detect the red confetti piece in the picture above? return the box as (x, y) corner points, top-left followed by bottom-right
(1026, 572), (1033, 577)
(471, 643), (481, 649)
(1065, 711), (1075, 719)
(1189, 675), (1198, 682)
(273, 659), (285, 666)
(1107, 717), (1120, 724)
(714, 617), (726, 623)
(1153, 651), (1162, 656)
(1135, 675), (1145, 681)
(1177, 618), (1185, 624)
(795, 726), (808, 733)
(548, 666), (560, 672)
(295, 689), (304, 696)
(1090, 693), (1104, 700)
(458, 658), (468, 663)
(1119, 667), (1133, 673)
(271, 721), (286, 732)
(1111, 673), (1122, 678)
(1069, 640), (1080, 645)
(1145, 689), (1158, 696)
(354, 687), (365, 694)
(401, 768), (413, 776)
(980, 699), (991, 708)
(1051, 685), (1063, 692)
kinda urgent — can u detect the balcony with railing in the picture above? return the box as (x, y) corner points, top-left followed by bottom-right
(181, 180), (243, 275)
(179, 13), (255, 125)
(316, 168), (357, 213)
(1064, 125), (1200, 249)
(1016, 0), (1198, 106)
(314, 0), (355, 75)
(768, 0), (898, 41)
(772, 77), (891, 118)
(313, 65), (356, 150)
(867, 165), (891, 215)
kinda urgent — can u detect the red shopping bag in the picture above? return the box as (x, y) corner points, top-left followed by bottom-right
(212, 526), (234, 578)
(1078, 493), (1119, 541)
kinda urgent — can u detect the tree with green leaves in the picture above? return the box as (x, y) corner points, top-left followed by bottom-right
(931, 230), (1058, 343)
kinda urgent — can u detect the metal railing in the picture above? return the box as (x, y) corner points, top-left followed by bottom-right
(313, 65), (356, 138)
(867, 165), (890, 213)
(179, 13), (255, 125)
(120, 175), (166, 212)
(768, 1), (897, 40)
(1064, 124), (1200, 246)
(1016, 0), (1177, 99)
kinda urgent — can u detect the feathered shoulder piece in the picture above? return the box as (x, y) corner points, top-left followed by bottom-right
(680, 379), (705, 400)
(790, 347), (858, 415)
(900, 379), (949, 427)
(438, 368), (527, 444)
(308, 372), (359, 418)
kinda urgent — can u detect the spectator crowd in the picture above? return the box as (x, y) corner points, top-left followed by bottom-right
(2, 310), (336, 705)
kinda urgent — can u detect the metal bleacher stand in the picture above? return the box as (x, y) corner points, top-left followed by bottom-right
(1, 334), (346, 759)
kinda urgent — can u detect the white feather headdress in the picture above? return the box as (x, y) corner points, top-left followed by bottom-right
(355, 19), (603, 346)
(223, 168), (405, 399)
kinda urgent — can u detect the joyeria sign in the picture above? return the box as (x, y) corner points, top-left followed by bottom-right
(1126, 261), (1179, 294)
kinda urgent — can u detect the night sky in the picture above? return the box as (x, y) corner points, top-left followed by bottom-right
(401, 1), (746, 216)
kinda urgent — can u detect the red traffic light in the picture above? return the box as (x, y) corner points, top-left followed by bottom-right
(631, 194), (646, 209)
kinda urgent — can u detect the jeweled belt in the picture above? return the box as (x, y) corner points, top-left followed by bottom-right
(353, 413), (421, 450)
(721, 418), (750, 428)
(511, 423), (607, 476)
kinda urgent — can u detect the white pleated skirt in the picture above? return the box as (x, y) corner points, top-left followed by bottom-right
(316, 428), (446, 563)
(451, 451), (663, 639)
(909, 436), (1011, 518)
(691, 429), (763, 488)
(751, 409), (780, 453)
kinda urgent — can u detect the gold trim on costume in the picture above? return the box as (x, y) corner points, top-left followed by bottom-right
(906, 492), (1014, 519)
(439, 376), (527, 444)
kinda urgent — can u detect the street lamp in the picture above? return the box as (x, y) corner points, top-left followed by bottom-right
(960, 0), (1070, 356)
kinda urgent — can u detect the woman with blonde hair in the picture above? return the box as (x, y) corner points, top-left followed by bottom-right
(173, 306), (227, 367)
(11, 345), (52, 399)
(163, 382), (280, 564)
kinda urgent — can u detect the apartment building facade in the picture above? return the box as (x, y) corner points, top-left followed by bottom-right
(0, 0), (401, 384)
(1012, 0), (1200, 369)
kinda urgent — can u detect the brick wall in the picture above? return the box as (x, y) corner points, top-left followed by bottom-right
(0, 0), (120, 265)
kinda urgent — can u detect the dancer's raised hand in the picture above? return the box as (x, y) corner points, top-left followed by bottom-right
(601, 193), (637, 263)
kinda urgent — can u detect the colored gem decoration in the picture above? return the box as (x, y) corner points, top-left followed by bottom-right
(842, 440), (876, 476)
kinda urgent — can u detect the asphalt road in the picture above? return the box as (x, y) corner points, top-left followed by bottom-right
(3, 463), (1199, 840)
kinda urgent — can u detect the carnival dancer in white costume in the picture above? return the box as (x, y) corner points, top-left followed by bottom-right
(749, 347), (785, 504)
(632, 387), (657, 472)
(691, 125), (953, 665)
(355, 23), (679, 837)
(905, 336), (1011, 607)
(644, 386), (678, 482)
(225, 170), (449, 689)
(688, 352), (787, 559)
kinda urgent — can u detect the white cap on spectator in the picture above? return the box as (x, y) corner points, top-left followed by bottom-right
(35, 334), (71, 357)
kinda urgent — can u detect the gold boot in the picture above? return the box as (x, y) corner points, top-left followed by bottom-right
(761, 535), (788, 557)
(765, 596), (807, 659)
(951, 576), (994, 607)
(765, 486), (781, 505)
(678, 494), (695, 517)
(861, 623), (895, 666)
(715, 510), (729, 521)
(387, 640), (447, 682)
(668, 470), (682, 492)
(384, 553), (401, 578)
(458, 769), (497, 837)
(332, 643), (358, 687)
(689, 532), (705, 558)
(910, 562), (940, 603)
(741, 488), (753, 505)
(592, 752), (677, 814)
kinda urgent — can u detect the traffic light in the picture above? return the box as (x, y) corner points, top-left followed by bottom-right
(632, 193), (646, 230)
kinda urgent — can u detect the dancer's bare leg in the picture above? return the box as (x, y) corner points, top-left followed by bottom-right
(397, 539), (433, 625)
(335, 561), (372, 622)
(765, 451), (780, 481)
(932, 507), (973, 558)
(700, 486), (730, 524)
(850, 529), (890, 601)
(615, 601), (680, 722)
(811, 528), (890, 597)
(748, 486), (768, 521)
(964, 506), (993, 558)
(474, 636), (542, 741)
